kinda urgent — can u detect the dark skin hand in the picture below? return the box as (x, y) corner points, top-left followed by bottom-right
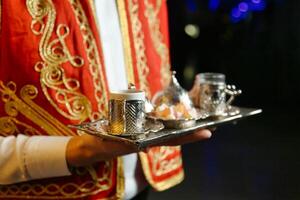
(66, 129), (212, 167)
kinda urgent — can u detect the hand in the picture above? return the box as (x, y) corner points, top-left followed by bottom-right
(66, 129), (212, 167)
(66, 134), (138, 167)
(155, 128), (212, 146)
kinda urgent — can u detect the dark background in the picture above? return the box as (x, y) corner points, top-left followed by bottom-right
(149, 0), (300, 199)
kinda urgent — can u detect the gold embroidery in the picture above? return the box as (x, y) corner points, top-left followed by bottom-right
(37, 62), (94, 122)
(139, 146), (184, 191)
(148, 146), (182, 176)
(0, 116), (42, 136)
(0, 0), (122, 198)
(69, 0), (109, 120)
(27, 0), (84, 66)
(127, 0), (151, 95)
(116, 0), (135, 85)
(144, 0), (171, 88)
(0, 80), (117, 198)
(0, 81), (75, 136)
(26, 0), (94, 122)
(116, 157), (125, 199)
(0, 161), (114, 199)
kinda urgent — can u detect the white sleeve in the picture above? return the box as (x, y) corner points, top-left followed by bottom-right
(0, 134), (72, 185)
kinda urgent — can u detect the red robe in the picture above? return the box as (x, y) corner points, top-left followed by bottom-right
(0, 0), (184, 199)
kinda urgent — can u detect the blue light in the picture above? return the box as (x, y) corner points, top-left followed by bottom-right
(252, 0), (261, 3)
(231, 8), (243, 23)
(185, 0), (198, 13)
(209, 0), (220, 11)
(231, 8), (241, 18)
(249, 0), (266, 11)
(230, 0), (266, 23)
(239, 2), (249, 12)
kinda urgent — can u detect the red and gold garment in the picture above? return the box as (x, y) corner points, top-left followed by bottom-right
(0, 0), (184, 199)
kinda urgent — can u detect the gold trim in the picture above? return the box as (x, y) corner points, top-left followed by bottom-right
(87, 0), (101, 33)
(139, 149), (184, 191)
(127, 0), (151, 95)
(26, 0), (94, 122)
(144, 0), (171, 88)
(26, 0), (110, 122)
(0, 162), (114, 199)
(0, 81), (75, 136)
(0, 116), (42, 136)
(69, 0), (109, 119)
(116, 157), (125, 199)
(116, 0), (135, 85)
(148, 146), (183, 176)
(0, 1), (119, 198)
(88, 0), (97, 24)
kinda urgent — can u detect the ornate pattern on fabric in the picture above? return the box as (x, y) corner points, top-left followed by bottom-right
(116, 0), (184, 191)
(26, 0), (92, 122)
(68, 0), (109, 120)
(148, 146), (182, 176)
(0, 81), (122, 199)
(0, 0), (123, 198)
(0, 116), (42, 136)
(144, 0), (171, 88)
(26, 0), (109, 122)
(0, 82), (42, 136)
(0, 0), (183, 197)
(116, 0), (135, 85)
(0, 81), (74, 136)
(127, 0), (151, 95)
(139, 146), (184, 191)
(0, 160), (120, 199)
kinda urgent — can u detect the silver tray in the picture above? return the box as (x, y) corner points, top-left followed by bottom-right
(69, 107), (262, 150)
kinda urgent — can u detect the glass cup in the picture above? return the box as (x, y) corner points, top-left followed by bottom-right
(196, 73), (241, 116)
(109, 89), (145, 135)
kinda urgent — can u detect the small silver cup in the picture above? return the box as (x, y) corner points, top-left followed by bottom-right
(109, 89), (145, 135)
(196, 73), (241, 116)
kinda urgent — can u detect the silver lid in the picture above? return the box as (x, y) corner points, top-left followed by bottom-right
(152, 71), (194, 107)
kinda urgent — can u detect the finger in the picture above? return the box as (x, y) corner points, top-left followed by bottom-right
(104, 140), (139, 155)
(157, 129), (212, 146)
(169, 129), (212, 145)
(87, 136), (138, 158)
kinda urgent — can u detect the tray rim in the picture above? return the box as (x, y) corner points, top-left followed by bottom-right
(70, 106), (262, 150)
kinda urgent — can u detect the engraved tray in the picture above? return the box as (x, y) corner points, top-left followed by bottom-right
(70, 107), (262, 150)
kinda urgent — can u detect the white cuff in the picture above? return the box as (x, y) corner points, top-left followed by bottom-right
(24, 136), (72, 180)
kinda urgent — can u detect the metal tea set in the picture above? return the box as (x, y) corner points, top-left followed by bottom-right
(70, 71), (243, 139)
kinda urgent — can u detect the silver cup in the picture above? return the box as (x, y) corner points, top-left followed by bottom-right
(109, 90), (145, 135)
(196, 73), (241, 116)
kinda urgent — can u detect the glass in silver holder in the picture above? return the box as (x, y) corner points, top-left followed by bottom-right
(109, 89), (145, 135)
(196, 73), (242, 117)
